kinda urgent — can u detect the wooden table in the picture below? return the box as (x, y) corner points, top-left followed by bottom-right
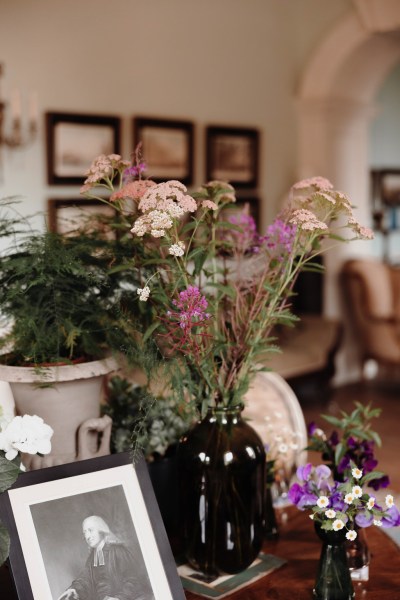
(186, 508), (400, 600)
(1, 508), (400, 599)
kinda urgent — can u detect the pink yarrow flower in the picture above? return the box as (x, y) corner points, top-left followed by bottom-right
(110, 179), (156, 202)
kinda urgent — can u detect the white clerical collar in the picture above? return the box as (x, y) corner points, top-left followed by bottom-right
(93, 539), (106, 567)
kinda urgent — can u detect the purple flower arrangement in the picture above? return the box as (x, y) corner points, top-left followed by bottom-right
(289, 402), (400, 540)
(289, 462), (400, 539)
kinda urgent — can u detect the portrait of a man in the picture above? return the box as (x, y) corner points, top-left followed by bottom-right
(29, 485), (155, 600)
(57, 515), (148, 600)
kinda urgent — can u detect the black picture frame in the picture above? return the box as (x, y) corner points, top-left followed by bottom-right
(206, 125), (259, 189)
(133, 116), (194, 185)
(0, 452), (185, 600)
(47, 198), (117, 236)
(46, 112), (121, 186)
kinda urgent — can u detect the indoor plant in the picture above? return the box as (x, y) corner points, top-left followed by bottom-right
(288, 461), (400, 599)
(81, 151), (373, 574)
(0, 198), (141, 467)
(307, 401), (391, 581)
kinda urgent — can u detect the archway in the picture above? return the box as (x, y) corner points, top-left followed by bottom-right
(297, 0), (400, 382)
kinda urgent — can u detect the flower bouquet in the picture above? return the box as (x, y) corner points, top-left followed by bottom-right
(81, 152), (373, 412)
(290, 401), (400, 594)
(80, 148), (373, 574)
(0, 410), (53, 565)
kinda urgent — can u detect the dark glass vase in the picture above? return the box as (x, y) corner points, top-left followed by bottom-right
(314, 524), (355, 600)
(177, 405), (266, 576)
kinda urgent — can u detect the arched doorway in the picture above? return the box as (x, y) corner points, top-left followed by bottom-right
(297, 1), (400, 382)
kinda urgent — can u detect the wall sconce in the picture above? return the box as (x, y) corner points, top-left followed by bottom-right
(0, 63), (38, 150)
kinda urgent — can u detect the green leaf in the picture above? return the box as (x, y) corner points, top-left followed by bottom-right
(207, 283), (236, 299)
(0, 456), (20, 493)
(321, 414), (343, 428)
(334, 442), (345, 466)
(190, 248), (208, 276)
(142, 321), (161, 344)
(361, 470), (385, 484)
(0, 520), (10, 567)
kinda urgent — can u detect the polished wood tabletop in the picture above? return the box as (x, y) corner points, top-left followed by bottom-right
(185, 508), (400, 600)
(1, 507), (400, 599)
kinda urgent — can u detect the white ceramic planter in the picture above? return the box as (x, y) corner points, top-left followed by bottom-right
(0, 357), (119, 469)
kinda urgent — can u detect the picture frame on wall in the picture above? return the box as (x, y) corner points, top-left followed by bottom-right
(206, 125), (259, 188)
(47, 198), (116, 236)
(46, 112), (121, 185)
(133, 116), (194, 185)
(0, 452), (185, 600)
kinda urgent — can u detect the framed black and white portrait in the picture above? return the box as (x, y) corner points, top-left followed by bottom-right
(206, 125), (259, 188)
(133, 116), (194, 185)
(0, 453), (185, 600)
(46, 112), (121, 185)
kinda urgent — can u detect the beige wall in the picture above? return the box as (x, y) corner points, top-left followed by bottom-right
(0, 0), (351, 231)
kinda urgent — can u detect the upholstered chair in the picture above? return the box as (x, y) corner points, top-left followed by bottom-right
(341, 258), (400, 371)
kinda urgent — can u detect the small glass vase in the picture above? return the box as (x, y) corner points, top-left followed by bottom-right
(313, 524), (355, 600)
(346, 526), (370, 582)
(177, 405), (266, 576)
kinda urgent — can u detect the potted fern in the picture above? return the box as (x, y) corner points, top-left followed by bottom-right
(0, 198), (142, 467)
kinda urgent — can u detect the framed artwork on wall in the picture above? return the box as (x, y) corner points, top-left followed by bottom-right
(47, 198), (116, 236)
(206, 125), (259, 188)
(133, 116), (194, 185)
(46, 112), (121, 185)
(0, 452), (185, 600)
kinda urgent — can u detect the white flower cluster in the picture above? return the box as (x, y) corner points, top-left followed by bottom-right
(263, 411), (302, 470)
(131, 180), (197, 239)
(0, 414), (53, 461)
(169, 241), (185, 257)
(137, 286), (150, 302)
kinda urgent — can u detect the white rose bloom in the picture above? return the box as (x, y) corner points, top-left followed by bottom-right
(0, 415), (53, 461)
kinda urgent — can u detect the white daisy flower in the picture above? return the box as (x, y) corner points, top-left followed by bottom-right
(367, 497), (375, 510)
(346, 530), (357, 541)
(332, 519), (345, 531)
(385, 494), (394, 508)
(352, 485), (362, 498)
(325, 509), (336, 519)
(317, 496), (329, 509)
(344, 493), (355, 505)
(374, 519), (382, 527)
(352, 467), (363, 480)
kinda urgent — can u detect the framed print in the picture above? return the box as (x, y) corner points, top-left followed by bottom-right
(0, 452), (185, 600)
(46, 112), (121, 185)
(47, 198), (116, 236)
(133, 116), (194, 185)
(206, 125), (259, 188)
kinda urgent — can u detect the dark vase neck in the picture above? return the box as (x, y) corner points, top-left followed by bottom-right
(205, 405), (244, 424)
(314, 522), (347, 546)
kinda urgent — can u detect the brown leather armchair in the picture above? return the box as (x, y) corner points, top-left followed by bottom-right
(341, 258), (400, 370)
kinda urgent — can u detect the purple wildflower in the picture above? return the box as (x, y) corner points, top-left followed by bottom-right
(296, 463), (313, 482)
(308, 421), (317, 436)
(172, 286), (210, 331)
(123, 162), (147, 182)
(368, 474), (390, 491)
(355, 511), (374, 528)
(381, 506), (400, 528)
(260, 218), (297, 256)
(226, 213), (259, 253)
